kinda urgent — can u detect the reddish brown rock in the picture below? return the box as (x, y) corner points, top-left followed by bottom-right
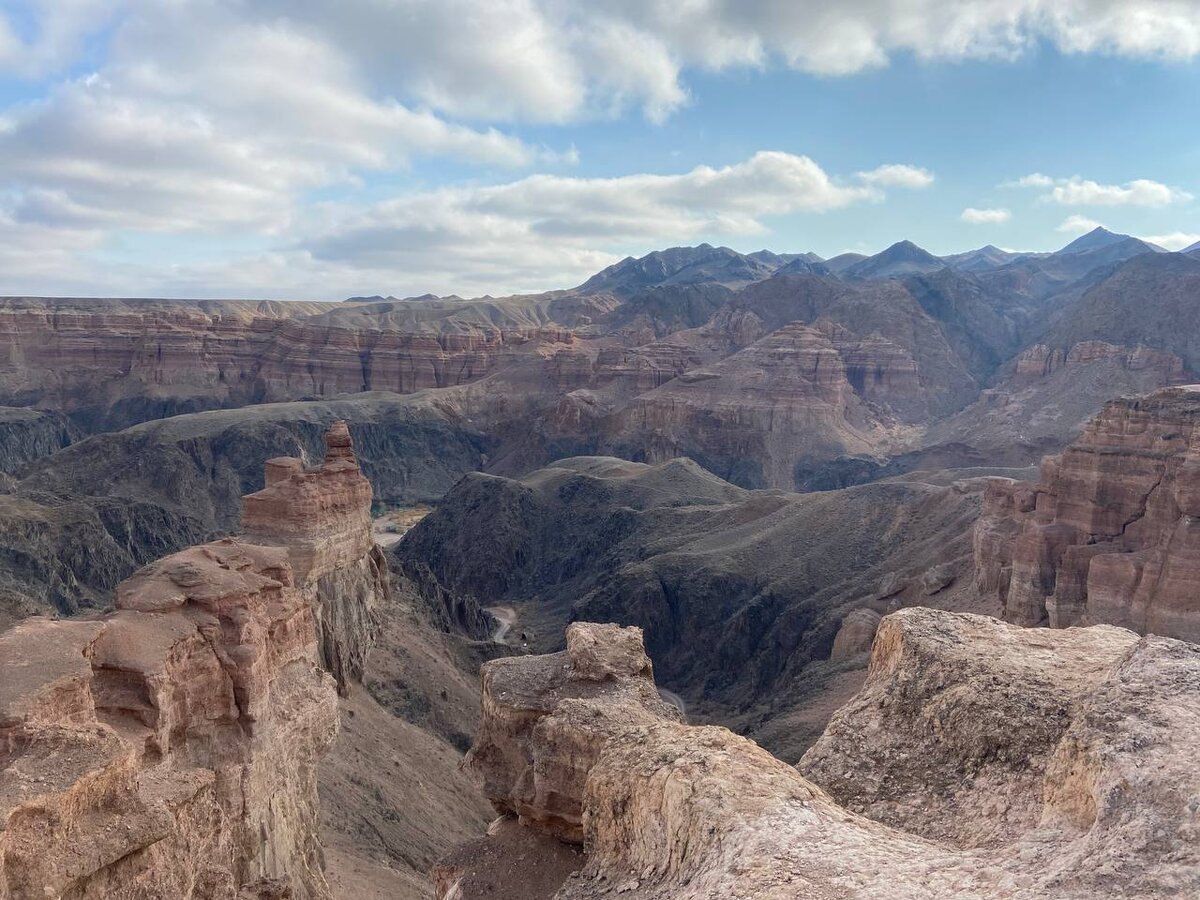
(0, 297), (577, 429)
(1012, 340), (1183, 384)
(464, 623), (680, 843)
(612, 323), (901, 488)
(242, 422), (387, 692)
(975, 388), (1200, 640)
(0, 538), (338, 899)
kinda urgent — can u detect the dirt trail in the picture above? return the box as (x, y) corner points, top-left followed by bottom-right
(485, 606), (517, 643)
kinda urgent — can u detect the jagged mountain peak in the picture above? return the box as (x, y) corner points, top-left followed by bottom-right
(1057, 226), (1131, 255)
(845, 240), (946, 278)
(575, 244), (779, 295)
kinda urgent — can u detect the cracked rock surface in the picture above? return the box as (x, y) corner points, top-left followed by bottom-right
(438, 612), (1200, 899)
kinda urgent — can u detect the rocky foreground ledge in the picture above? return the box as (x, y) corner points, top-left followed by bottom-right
(0, 422), (385, 899)
(437, 610), (1200, 899)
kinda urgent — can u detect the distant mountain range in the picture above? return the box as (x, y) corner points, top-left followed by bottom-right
(345, 226), (1176, 307)
(562, 226), (1168, 299)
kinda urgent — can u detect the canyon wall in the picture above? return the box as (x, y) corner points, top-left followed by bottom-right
(0, 539), (339, 899)
(392, 455), (985, 760)
(0, 297), (574, 430)
(0, 408), (75, 475)
(975, 387), (1200, 640)
(437, 613), (1200, 899)
(609, 323), (900, 488)
(0, 421), (386, 897)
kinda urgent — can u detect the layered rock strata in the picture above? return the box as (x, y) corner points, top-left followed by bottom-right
(0, 297), (574, 430)
(0, 539), (338, 899)
(612, 323), (898, 488)
(438, 612), (1200, 899)
(242, 421), (387, 691)
(975, 388), (1200, 639)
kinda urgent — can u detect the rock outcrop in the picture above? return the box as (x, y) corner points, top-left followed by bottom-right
(975, 388), (1200, 640)
(438, 612), (1200, 899)
(0, 393), (485, 627)
(243, 421), (387, 691)
(611, 323), (899, 488)
(829, 607), (882, 659)
(466, 623), (679, 843)
(0, 539), (338, 899)
(0, 421), (394, 898)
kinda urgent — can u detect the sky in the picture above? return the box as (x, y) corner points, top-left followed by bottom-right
(0, 0), (1198, 300)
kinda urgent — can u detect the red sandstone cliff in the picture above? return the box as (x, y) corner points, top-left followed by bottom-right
(0, 297), (576, 429)
(0, 421), (386, 898)
(242, 421), (388, 691)
(975, 387), (1200, 640)
(609, 323), (903, 486)
(0, 539), (338, 899)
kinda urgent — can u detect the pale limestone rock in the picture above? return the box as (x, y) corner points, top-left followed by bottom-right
(464, 623), (680, 843)
(0, 538), (338, 900)
(830, 608), (882, 659)
(440, 612), (1200, 899)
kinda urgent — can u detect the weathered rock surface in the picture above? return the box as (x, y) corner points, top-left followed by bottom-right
(975, 388), (1200, 640)
(439, 613), (1200, 899)
(242, 421), (387, 692)
(465, 623), (680, 843)
(0, 538), (338, 899)
(801, 608), (1200, 895)
(610, 323), (901, 488)
(830, 608), (882, 659)
(0, 297), (576, 431)
(0, 421), (449, 899)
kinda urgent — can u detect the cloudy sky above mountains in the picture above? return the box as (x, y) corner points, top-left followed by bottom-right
(1, 0), (1198, 298)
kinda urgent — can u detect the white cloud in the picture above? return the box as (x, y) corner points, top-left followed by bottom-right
(961, 207), (1011, 224)
(4, 0), (1200, 297)
(300, 152), (888, 286)
(0, 0), (120, 77)
(1045, 177), (1190, 207)
(0, 8), (545, 236)
(8, 2), (1200, 125)
(1009, 173), (1191, 207)
(1142, 231), (1200, 251)
(0, 151), (914, 298)
(1057, 215), (1105, 234)
(857, 164), (934, 189)
(1004, 173), (1055, 188)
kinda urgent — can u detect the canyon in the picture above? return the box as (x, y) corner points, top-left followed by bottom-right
(1, 233), (1199, 898)
(0, 423), (487, 898)
(0, 232), (1194, 498)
